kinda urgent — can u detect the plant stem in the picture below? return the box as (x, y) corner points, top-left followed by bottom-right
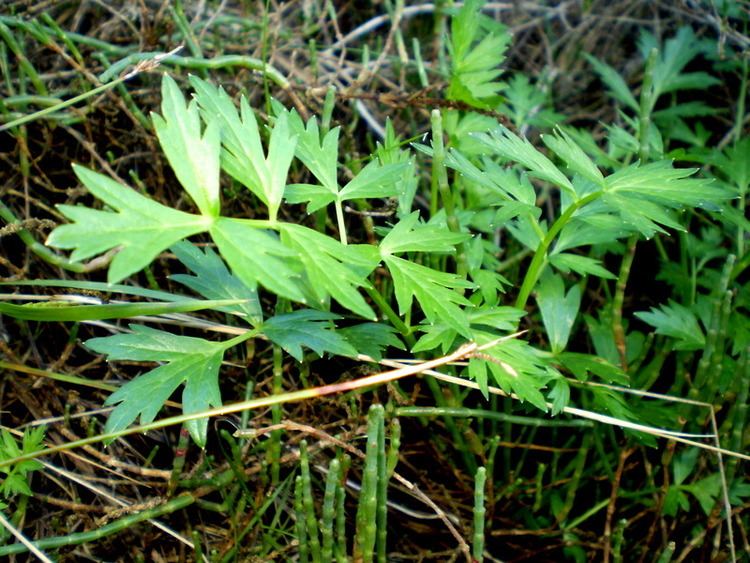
(638, 49), (658, 162)
(0, 495), (195, 556)
(473, 466), (487, 563)
(365, 285), (416, 347)
(612, 235), (638, 370)
(431, 109), (468, 277)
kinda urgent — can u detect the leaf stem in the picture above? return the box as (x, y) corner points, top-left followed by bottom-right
(365, 285), (416, 348)
(334, 198), (348, 244)
(515, 191), (601, 310)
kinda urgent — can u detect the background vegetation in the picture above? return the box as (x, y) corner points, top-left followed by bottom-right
(0, 1), (748, 561)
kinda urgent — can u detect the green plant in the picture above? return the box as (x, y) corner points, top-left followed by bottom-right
(1, 2), (748, 560)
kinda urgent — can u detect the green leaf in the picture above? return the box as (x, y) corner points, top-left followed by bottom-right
(557, 352), (629, 385)
(383, 255), (473, 338)
(0, 427), (44, 500)
(339, 323), (405, 361)
(583, 53), (639, 111)
(286, 160), (408, 213)
(549, 253), (616, 279)
(338, 160), (408, 201)
(152, 74), (221, 217)
(47, 165), (209, 284)
(468, 306), (524, 331)
(0, 297), (246, 322)
(210, 217), (304, 303)
(279, 223), (379, 319)
(542, 129), (605, 189)
(262, 310), (357, 361)
(607, 161), (727, 207)
(412, 323), (459, 354)
(448, 0), (510, 108)
(284, 110), (340, 193)
(190, 76), (297, 220)
(548, 378), (570, 416)
(640, 27), (719, 97)
(376, 118), (419, 215)
(379, 212), (470, 255)
(635, 300), (705, 351)
(500, 73), (563, 129)
(472, 126), (575, 196)
(170, 241), (262, 325)
(684, 474), (722, 515)
(87, 325), (227, 446)
(284, 182), (337, 213)
(536, 274), (581, 354)
(446, 149), (538, 208)
(471, 332), (552, 412)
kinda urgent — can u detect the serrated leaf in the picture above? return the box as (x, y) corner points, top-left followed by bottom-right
(548, 378), (570, 415)
(340, 323), (405, 361)
(87, 325), (226, 446)
(210, 217), (304, 303)
(412, 323), (459, 354)
(47, 165), (210, 284)
(684, 474), (722, 515)
(448, 0), (510, 108)
(446, 149), (538, 208)
(542, 129), (605, 189)
(536, 274), (581, 354)
(549, 253), (616, 279)
(472, 334), (551, 412)
(379, 211), (470, 255)
(279, 223), (378, 319)
(472, 126), (575, 196)
(170, 241), (262, 325)
(635, 300), (705, 350)
(557, 352), (629, 385)
(468, 306), (524, 331)
(283, 109), (340, 193)
(607, 161), (727, 206)
(384, 255), (473, 337)
(190, 76), (297, 220)
(262, 310), (357, 361)
(0, 427), (44, 500)
(555, 212), (635, 252)
(583, 53), (639, 111)
(468, 357), (490, 399)
(152, 74), (221, 217)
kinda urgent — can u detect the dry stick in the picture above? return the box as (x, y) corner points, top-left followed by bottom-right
(418, 369), (742, 560)
(0, 341), (481, 468)
(323, 3), (514, 54)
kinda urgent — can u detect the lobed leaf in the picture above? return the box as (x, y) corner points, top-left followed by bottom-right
(47, 165), (210, 284)
(536, 274), (581, 354)
(152, 74), (221, 217)
(170, 241), (262, 324)
(190, 76), (297, 220)
(210, 217), (304, 303)
(262, 310), (357, 361)
(383, 255), (473, 338)
(379, 211), (470, 255)
(635, 300), (706, 351)
(472, 126), (576, 196)
(87, 325), (227, 446)
(279, 223), (379, 319)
